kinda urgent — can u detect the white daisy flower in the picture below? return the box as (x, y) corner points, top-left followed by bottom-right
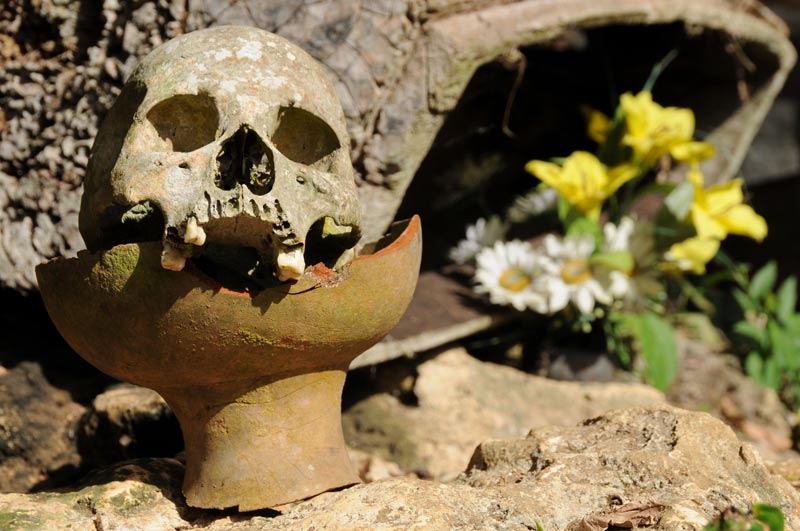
(540, 234), (611, 315)
(600, 216), (662, 305)
(602, 216), (637, 301)
(506, 187), (558, 223)
(603, 216), (635, 252)
(474, 240), (549, 312)
(449, 216), (507, 264)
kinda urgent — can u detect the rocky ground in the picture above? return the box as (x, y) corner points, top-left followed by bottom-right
(1, 390), (798, 530)
(1, 282), (799, 530)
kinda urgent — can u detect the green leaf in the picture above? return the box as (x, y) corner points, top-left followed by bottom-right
(643, 48), (680, 92)
(767, 320), (800, 370)
(597, 104), (628, 166)
(590, 251), (634, 272)
(785, 313), (800, 334)
(664, 179), (694, 220)
(733, 288), (759, 314)
(764, 293), (776, 314)
(775, 276), (798, 325)
(558, 197), (602, 246)
(679, 278), (715, 315)
(624, 312), (679, 391)
(749, 261), (778, 302)
(733, 320), (768, 349)
(672, 312), (725, 349)
(745, 352), (764, 382)
(605, 311), (634, 369)
(557, 196), (575, 225)
(753, 503), (784, 531)
(767, 320), (787, 368)
(762, 357), (782, 391)
(565, 216), (602, 248)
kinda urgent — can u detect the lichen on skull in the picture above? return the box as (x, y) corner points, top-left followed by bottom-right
(79, 26), (361, 286)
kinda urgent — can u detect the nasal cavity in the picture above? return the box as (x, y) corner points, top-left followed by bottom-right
(215, 126), (275, 195)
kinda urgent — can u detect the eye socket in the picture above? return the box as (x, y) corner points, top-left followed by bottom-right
(146, 94), (219, 152)
(271, 106), (340, 166)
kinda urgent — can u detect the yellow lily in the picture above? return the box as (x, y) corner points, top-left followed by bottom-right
(620, 91), (715, 164)
(667, 237), (721, 274)
(525, 151), (638, 220)
(670, 141), (716, 164)
(687, 168), (767, 242)
(582, 106), (611, 144)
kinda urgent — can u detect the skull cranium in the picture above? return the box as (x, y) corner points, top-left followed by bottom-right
(80, 26), (361, 284)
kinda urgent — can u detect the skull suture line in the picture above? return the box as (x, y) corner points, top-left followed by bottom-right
(80, 26), (361, 283)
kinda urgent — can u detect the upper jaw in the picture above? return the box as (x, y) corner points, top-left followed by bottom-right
(159, 213), (306, 282)
(159, 210), (359, 288)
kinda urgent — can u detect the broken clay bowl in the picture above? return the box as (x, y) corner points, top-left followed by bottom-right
(36, 216), (421, 511)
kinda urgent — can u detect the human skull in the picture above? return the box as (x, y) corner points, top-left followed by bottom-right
(80, 26), (361, 283)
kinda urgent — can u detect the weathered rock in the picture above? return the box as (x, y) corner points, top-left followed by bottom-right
(78, 384), (182, 470)
(768, 457), (800, 490)
(343, 348), (664, 478)
(462, 405), (800, 531)
(2, 405), (798, 530)
(668, 334), (796, 460)
(347, 448), (417, 483)
(0, 458), (193, 531)
(0, 361), (85, 493)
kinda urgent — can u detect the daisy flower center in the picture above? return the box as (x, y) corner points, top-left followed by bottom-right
(560, 257), (592, 284)
(498, 268), (532, 292)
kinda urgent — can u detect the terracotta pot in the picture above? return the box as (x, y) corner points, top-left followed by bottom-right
(36, 216), (421, 510)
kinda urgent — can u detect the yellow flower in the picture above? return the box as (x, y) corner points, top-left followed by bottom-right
(620, 91), (714, 164)
(582, 106), (611, 144)
(687, 168), (767, 242)
(670, 141), (716, 164)
(525, 151), (638, 220)
(667, 237), (720, 274)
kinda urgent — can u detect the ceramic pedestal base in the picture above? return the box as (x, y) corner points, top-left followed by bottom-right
(163, 369), (358, 510)
(36, 217), (421, 511)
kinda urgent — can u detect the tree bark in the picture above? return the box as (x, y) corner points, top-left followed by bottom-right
(0, 0), (794, 290)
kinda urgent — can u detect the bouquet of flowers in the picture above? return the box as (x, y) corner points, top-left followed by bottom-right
(450, 89), (768, 389)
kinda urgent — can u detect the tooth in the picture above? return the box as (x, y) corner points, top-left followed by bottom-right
(161, 243), (187, 271)
(276, 247), (305, 281)
(184, 217), (207, 246)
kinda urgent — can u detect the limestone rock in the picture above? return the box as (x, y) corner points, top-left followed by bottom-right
(0, 361), (85, 492)
(3, 405), (798, 530)
(768, 457), (800, 490)
(343, 348), (664, 478)
(463, 405), (800, 531)
(347, 448), (417, 483)
(78, 384), (182, 470)
(0, 459), (192, 531)
(668, 335), (795, 460)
